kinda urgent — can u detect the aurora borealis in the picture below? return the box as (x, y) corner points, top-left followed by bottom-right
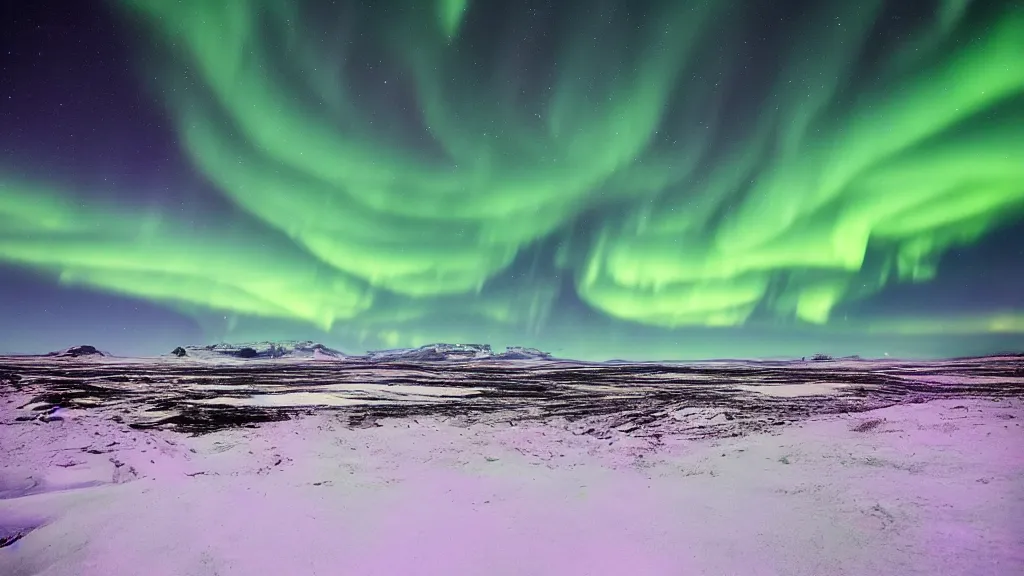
(2, 0), (1023, 359)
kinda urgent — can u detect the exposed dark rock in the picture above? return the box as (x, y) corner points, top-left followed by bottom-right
(9, 349), (1021, 437)
(50, 345), (105, 358)
(171, 347), (187, 358)
(233, 347), (259, 359)
(0, 529), (31, 548)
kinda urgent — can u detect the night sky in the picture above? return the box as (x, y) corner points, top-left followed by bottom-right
(2, 0), (1023, 360)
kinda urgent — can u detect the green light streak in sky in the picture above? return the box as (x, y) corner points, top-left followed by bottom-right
(2, 0), (1023, 356)
(864, 312), (1024, 336)
(0, 180), (371, 330)
(437, 0), (470, 40)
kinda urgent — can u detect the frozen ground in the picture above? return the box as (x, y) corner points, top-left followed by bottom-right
(1, 355), (1023, 575)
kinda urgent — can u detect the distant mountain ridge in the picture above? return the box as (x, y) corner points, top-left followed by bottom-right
(177, 340), (346, 360)
(165, 341), (553, 362)
(365, 343), (552, 362)
(33, 343), (1022, 362)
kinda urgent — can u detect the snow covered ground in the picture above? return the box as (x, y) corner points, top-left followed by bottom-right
(0, 396), (1021, 575)
(1, 355), (1023, 575)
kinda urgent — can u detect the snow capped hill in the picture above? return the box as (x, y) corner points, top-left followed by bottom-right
(365, 343), (553, 362)
(497, 346), (553, 360)
(47, 345), (108, 358)
(365, 343), (495, 362)
(172, 341), (345, 361)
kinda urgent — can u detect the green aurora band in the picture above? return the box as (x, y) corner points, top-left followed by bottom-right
(2, 0), (1023, 358)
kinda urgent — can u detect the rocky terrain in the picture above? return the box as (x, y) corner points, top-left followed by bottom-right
(1, 349), (1022, 575)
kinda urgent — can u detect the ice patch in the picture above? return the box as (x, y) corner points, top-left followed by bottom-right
(737, 382), (852, 397)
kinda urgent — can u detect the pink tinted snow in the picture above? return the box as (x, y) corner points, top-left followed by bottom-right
(1, 396), (1023, 575)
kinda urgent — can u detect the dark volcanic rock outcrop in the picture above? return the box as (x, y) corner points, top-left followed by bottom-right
(49, 345), (105, 358)
(171, 347), (188, 358)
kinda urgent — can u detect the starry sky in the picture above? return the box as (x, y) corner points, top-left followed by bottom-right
(2, 0), (1023, 360)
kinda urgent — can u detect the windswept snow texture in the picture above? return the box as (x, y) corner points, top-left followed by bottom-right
(1, 354), (1022, 575)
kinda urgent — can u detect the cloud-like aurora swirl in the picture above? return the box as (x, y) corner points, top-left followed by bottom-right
(2, 0), (1023, 356)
